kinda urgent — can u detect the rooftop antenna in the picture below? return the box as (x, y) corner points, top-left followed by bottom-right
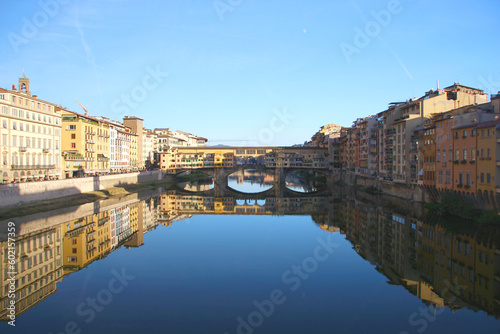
(437, 80), (440, 90)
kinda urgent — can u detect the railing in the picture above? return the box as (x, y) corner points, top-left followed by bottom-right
(42, 148), (50, 153)
(86, 148), (95, 152)
(19, 146), (27, 152)
(65, 155), (89, 161)
(11, 164), (56, 170)
(87, 139), (95, 144)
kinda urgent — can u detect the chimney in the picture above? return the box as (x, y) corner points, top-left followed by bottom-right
(12, 84), (16, 90)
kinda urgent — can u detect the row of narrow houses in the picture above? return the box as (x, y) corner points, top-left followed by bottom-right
(0, 75), (207, 182)
(328, 83), (500, 199)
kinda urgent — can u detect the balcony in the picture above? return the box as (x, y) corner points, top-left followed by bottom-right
(98, 217), (110, 226)
(86, 148), (95, 153)
(386, 129), (396, 136)
(19, 146), (27, 152)
(460, 160), (467, 164)
(87, 139), (95, 144)
(11, 164), (55, 170)
(42, 148), (50, 153)
(64, 154), (85, 161)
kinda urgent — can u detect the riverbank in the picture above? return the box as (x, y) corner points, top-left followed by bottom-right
(0, 177), (175, 220)
(0, 170), (163, 208)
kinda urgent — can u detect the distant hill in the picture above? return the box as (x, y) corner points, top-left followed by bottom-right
(207, 144), (230, 147)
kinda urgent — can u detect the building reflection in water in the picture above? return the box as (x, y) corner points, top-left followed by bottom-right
(0, 195), (160, 321)
(228, 169), (275, 186)
(331, 190), (500, 317)
(1, 187), (499, 321)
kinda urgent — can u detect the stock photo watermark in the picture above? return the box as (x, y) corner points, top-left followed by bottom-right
(225, 233), (339, 334)
(339, 0), (405, 64)
(6, 222), (17, 327)
(478, 74), (500, 95)
(47, 268), (135, 334)
(398, 278), (468, 334)
(246, 107), (295, 145)
(111, 65), (168, 117)
(213, 0), (244, 21)
(8, 0), (71, 53)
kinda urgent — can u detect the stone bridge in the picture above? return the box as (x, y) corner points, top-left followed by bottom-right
(174, 165), (331, 198)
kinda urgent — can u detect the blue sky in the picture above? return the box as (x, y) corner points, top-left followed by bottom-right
(1, 0), (499, 146)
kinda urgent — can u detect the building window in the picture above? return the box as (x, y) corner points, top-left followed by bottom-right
(71, 134), (76, 139)
(71, 143), (76, 148)
(445, 170), (451, 184)
(487, 173), (491, 184)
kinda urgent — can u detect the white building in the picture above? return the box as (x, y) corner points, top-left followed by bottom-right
(0, 75), (62, 183)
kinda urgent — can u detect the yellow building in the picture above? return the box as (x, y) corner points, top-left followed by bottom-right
(62, 211), (111, 275)
(129, 132), (138, 170)
(0, 225), (63, 320)
(0, 74), (62, 183)
(123, 116), (144, 169)
(160, 146), (327, 173)
(59, 109), (110, 178)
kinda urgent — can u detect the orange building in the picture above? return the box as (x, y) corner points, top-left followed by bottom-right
(452, 123), (477, 194)
(476, 119), (500, 200)
(421, 122), (436, 186)
(434, 115), (454, 190)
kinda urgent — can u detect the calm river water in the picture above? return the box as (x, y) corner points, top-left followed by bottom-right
(1, 170), (499, 333)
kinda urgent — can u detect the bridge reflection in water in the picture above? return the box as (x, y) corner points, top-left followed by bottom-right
(1, 186), (499, 324)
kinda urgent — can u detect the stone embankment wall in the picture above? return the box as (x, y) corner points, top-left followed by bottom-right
(339, 173), (427, 202)
(337, 172), (498, 210)
(0, 171), (162, 208)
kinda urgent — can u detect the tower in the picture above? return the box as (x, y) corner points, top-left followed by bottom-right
(18, 72), (31, 96)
